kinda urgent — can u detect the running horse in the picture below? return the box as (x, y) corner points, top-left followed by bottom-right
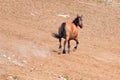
(53, 15), (83, 54)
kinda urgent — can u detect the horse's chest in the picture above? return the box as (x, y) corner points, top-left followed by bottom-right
(68, 29), (78, 39)
(65, 24), (78, 39)
(69, 34), (77, 39)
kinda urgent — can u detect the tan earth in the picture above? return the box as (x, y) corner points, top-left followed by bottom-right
(0, 0), (120, 80)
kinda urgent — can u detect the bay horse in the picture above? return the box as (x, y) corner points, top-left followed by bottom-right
(53, 15), (83, 54)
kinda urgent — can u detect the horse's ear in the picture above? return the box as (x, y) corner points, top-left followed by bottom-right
(81, 15), (83, 18)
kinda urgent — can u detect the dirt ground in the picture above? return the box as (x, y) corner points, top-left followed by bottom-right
(0, 0), (120, 80)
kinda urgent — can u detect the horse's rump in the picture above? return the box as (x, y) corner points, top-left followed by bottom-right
(52, 23), (66, 39)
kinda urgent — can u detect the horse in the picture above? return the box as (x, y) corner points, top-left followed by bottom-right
(53, 15), (83, 54)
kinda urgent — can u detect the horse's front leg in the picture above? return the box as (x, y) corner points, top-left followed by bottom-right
(68, 40), (70, 53)
(74, 38), (79, 50)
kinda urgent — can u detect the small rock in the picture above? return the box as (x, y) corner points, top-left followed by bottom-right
(58, 14), (70, 18)
(7, 76), (14, 80)
(3, 54), (7, 57)
(58, 76), (67, 80)
(22, 60), (27, 64)
(7, 57), (11, 60)
(7, 75), (18, 80)
(30, 67), (36, 72)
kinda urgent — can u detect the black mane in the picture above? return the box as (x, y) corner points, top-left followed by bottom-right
(72, 16), (79, 26)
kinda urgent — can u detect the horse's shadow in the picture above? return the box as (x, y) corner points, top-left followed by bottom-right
(52, 49), (62, 55)
(52, 50), (58, 53)
(52, 49), (76, 55)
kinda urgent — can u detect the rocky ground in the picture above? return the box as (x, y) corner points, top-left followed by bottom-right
(0, 0), (120, 80)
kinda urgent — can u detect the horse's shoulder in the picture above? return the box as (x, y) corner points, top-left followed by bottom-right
(65, 21), (70, 24)
(65, 21), (73, 26)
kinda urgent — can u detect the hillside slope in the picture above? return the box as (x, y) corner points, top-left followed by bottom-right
(0, 0), (120, 80)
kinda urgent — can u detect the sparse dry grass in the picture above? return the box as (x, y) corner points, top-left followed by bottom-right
(0, 0), (120, 80)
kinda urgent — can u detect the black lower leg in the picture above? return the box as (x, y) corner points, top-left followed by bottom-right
(59, 38), (62, 49)
(68, 41), (70, 53)
(63, 40), (67, 54)
(74, 41), (79, 49)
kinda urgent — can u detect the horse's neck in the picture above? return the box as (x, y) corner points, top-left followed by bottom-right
(72, 18), (78, 27)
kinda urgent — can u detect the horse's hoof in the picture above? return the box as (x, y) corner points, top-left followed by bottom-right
(63, 50), (66, 54)
(74, 46), (77, 49)
(59, 46), (62, 49)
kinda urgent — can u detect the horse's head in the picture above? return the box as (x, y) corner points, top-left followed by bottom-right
(77, 15), (83, 29)
(73, 15), (83, 29)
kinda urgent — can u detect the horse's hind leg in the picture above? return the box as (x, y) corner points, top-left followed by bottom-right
(68, 40), (70, 53)
(63, 37), (69, 54)
(63, 40), (66, 54)
(74, 39), (79, 50)
(59, 38), (62, 49)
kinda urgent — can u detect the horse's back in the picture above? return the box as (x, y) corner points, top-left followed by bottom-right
(61, 22), (78, 39)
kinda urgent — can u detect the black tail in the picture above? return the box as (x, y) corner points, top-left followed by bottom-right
(52, 23), (66, 39)
(52, 32), (65, 39)
(52, 33), (61, 39)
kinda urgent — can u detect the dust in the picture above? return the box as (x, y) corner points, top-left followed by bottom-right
(0, 40), (49, 67)
(18, 41), (49, 58)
